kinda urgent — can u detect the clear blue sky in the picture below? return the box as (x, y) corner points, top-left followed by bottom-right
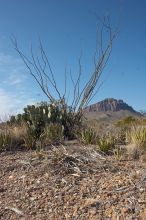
(0, 0), (146, 117)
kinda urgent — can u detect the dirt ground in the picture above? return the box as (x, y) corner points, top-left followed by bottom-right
(0, 144), (146, 220)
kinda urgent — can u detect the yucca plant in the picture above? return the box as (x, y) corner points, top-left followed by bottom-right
(97, 133), (116, 153)
(125, 125), (146, 159)
(81, 128), (96, 145)
(126, 125), (146, 148)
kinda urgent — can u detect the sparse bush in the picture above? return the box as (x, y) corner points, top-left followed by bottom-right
(97, 133), (116, 153)
(0, 122), (28, 151)
(114, 128), (127, 145)
(126, 144), (140, 159)
(41, 123), (64, 145)
(22, 125), (37, 149)
(81, 128), (97, 145)
(126, 125), (146, 159)
(115, 116), (137, 129)
(9, 123), (27, 147)
(126, 125), (146, 148)
(113, 146), (121, 160)
(0, 132), (12, 150)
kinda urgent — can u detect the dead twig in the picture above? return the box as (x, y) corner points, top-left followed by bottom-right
(5, 206), (24, 216)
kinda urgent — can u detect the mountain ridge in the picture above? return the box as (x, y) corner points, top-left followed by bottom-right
(84, 98), (142, 123)
(84, 98), (138, 113)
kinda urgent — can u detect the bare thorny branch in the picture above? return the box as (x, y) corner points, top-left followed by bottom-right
(11, 17), (117, 116)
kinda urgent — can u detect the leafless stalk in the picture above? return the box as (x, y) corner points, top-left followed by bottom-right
(11, 16), (117, 117)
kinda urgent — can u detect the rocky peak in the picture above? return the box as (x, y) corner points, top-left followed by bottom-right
(84, 98), (136, 113)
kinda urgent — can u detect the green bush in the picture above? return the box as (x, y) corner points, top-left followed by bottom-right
(8, 100), (82, 141)
(81, 128), (96, 145)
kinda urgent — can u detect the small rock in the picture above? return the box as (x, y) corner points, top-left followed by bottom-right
(30, 197), (36, 201)
(9, 175), (14, 179)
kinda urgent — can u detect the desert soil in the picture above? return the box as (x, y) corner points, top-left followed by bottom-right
(0, 143), (146, 220)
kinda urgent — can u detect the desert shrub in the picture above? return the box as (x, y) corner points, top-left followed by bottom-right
(125, 144), (140, 159)
(0, 132), (12, 150)
(126, 125), (146, 159)
(22, 125), (38, 149)
(97, 133), (116, 153)
(136, 117), (146, 126)
(8, 101), (82, 141)
(114, 128), (127, 145)
(115, 116), (137, 129)
(9, 123), (27, 147)
(41, 123), (64, 145)
(9, 102), (53, 137)
(0, 122), (27, 150)
(5, 101), (82, 150)
(126, 125), (146, 148)
(81, 128), (97, 145)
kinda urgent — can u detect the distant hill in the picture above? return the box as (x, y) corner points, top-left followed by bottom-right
(84, 98), (142, 123)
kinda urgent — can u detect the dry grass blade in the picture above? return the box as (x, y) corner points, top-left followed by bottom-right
(5, 206), (24, 216)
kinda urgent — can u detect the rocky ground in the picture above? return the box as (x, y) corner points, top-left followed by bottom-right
(0, 143), (146, 220)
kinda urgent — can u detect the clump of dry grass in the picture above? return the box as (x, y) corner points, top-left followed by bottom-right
(0, 122), (28, 150)
(0, 131), (12, 150)
(126, 125), (146, 158)
(41, 123), (64, 145)
(0, 121), (13, 150)
(80, 128), (97, 145)
(126, 125), (146, 147)
(97, 132), (116, 154)
(10, 123), (27, 143)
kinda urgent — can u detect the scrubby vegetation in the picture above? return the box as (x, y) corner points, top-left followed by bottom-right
(0, 101), (81, 150)
(1, 102), (146, 162)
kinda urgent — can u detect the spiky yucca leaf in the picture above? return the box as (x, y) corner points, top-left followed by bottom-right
(97, 133), (116, 153)
(81, 128), (96, 145)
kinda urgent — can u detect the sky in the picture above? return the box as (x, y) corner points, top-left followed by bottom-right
(0, 0), (146, 118)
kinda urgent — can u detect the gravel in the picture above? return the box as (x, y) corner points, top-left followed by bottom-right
(0, 145), (146, 219)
